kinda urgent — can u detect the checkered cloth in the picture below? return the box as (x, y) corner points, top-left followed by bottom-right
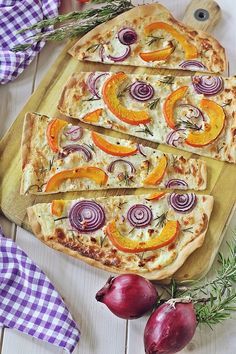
(0, 0), (60, 84)
(0, 228), (80, 352)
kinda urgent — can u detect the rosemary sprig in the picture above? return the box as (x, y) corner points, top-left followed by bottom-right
(163, 238), (236, 327)
(86, 43), (102, 53)
(159, 76), (175, 85)
(84, 143), (95, 152)
(176, 119), (202, 131)
(135, 125), (153, 136)
(195, 291), (236, 328)
(154, 212), (167, 228)
(82, 96), (101, 102)
(54, 216), (69, 222)
(146, 35), (164, 46)
(117, 84), (131, 99)
(182, 226), (194, 234)
(12, 0), (134, 52)
(147, 97), (160, 110)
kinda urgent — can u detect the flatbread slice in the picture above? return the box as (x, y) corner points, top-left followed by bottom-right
(58, 72), (236, 163)
(21, 112), (207, 195)
(69, 3), (227, 74)
(27, 192), (214, 280)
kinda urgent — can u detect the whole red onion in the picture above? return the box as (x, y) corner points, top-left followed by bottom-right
(144, 302), (197, 354)
(96, 274), (158, 319)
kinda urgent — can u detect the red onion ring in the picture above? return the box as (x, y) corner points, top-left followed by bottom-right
(69, 200), (106, 233)
(107, 159), (136, 174)
(165, 179), (188, 189)
(108, 45), (131, 62)
(86, 72), (109, 99)
(118, 28), (138, 45)
(168, 193), (197, 213)
(179, 60), (207, 71)
(129, 81), (155, 102)
(59, 144), (92, 161)
(178, 104), (205, 120)
(137, 144), (147, 157)
(65, 126), (83, 141)
(166, 129), (185, 147)
(192, 76), (224, 96)
(99, 45), (105, 62)
(127, 204), (153, 228)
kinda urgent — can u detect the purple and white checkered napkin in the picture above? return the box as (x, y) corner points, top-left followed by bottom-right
(0, 0), (60, 84)
(0, 228), (80, 352)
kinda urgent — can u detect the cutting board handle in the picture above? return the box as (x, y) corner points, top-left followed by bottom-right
(182, 0), (221, 32)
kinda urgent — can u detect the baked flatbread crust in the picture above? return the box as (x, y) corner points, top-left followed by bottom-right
(21, 112), (207, 194)
(58, 72), (236, 164)
(69, 3), (227, 73)
(27, 193), (214, 280)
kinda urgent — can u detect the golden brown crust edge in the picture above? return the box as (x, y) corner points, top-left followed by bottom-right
(20, 113), (36, 194)
(27, 197), (214, 280)
(68, 3), (226, 73)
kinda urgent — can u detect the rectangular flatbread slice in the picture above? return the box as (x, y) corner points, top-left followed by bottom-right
(58, 72), (236, 163)
(21, 113), (207, 195)
(27, 192), (214, 280)
(69, 3), (227, 74)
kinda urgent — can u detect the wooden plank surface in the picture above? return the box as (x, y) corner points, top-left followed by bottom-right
(0, 1), (235, 353)
(0, 0), (235, 283)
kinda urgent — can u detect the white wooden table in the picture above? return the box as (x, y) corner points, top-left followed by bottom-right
(0, 1), (235, 353)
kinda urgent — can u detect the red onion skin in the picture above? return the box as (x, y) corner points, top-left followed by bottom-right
(144, 302), (197, 354)
(96, 274), (158, 320)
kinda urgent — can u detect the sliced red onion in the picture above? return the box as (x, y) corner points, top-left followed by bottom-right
(165, 179), (188, 189)
(127, 204), (153, 228)
(179, 60), (207, 71)
(99, 45), (105, 62)
(107, 159), (136, 174)
(65, 126), (83, 141)
(129, 81), (154, 102)
(118, 28), (138, 45)
(108, 45), (131, 62)
(179, 104), (205, 120)
(86, 72), (109, 99)
(69, 200), (105, 233)
(59, 144), (92, 161)
(192, 76), (224, 96)
(169, 193), (197, 213)
(166, 129), (185, 147)
(137, 144), (147, 157)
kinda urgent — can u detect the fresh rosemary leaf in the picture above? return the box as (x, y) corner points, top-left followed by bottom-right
(135, 125), (153, 136)
(147, 97), (160, 110)
(12, 0), (134, 52)
(146, 35), (164, 46)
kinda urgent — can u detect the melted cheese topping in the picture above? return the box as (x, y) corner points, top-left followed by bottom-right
(21, 113), (206, 194)
(58, 72), (236, 163)
(30, 193), (213, 274)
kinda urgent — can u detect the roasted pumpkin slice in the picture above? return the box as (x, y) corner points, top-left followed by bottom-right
(102, 72), (151, 125)
(163, 86), (189, 129)
(139, 42), (175, 62)
(91, 131), (137, 156)
(47, 119), (68, 153)
(51, 200), (66, 217)
(146, 191), (167, 201)
(106, 219), (180, 253)
(144, 155), (168, 185)
(45, 167), (108, 192)
(185, 99), (225, 147)
(144, 22), (198, 60)
(83, 108), (103, 123)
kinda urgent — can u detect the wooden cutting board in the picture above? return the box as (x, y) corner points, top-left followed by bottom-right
(0, 0), (235, 281)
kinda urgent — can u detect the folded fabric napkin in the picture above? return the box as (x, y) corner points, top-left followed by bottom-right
(0, 0), (60, 84)
(0, 228), (80, 352)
